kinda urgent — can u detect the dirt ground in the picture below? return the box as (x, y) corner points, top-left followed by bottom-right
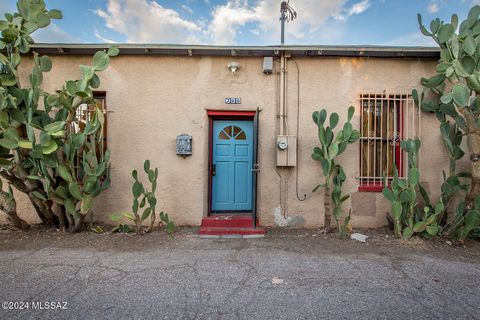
(1, 224), (479, 262)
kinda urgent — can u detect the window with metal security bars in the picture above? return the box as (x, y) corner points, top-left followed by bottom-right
(72, 92), (107, 151)
(358, 93), (420, 192)
(71, 92), (107, 178)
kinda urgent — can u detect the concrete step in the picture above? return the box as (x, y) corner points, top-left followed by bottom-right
(198, 226), (265, 239)
(201, 214), (256, 228)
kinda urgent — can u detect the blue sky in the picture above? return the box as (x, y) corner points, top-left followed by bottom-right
(0, 0), (478, 46)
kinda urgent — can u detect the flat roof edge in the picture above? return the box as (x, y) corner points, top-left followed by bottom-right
(29, 43), (440, 58)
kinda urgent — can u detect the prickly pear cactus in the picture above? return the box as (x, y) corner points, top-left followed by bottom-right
(415, 6), (480, 241)
(312, 106), (359, 237)
(0, 0), (118, 231)
(453, 195), (480, 242)
(382, 140), (419, 239)
(111, 160), (174, 234)
(383, 139), (445, 239)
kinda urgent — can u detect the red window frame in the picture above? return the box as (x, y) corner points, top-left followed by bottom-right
(358, 95), (405, 192)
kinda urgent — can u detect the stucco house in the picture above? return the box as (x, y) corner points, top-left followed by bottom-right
(3, 43), (453, 236)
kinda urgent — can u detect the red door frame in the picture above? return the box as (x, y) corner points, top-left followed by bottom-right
(207, 110), (256, 214)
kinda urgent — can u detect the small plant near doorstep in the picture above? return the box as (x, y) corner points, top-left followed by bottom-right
(311, 106), (360, 238)
(382, 139), (445, 240)
(110, 160), (174, 234)
(111, 224), (132, 234)
(159, 212), (175, 234)
(89, 225), (104, 234)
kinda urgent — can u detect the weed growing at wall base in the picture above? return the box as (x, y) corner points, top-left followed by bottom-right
(111, 160), (174, 234)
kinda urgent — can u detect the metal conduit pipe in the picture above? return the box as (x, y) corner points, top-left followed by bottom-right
(279, 53), (286, 136)
(274, 59), (283, 217)
(274, 1), (304, 225)
(275, 53), (300, 220)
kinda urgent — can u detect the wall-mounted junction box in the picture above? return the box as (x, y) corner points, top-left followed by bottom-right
(263, 57), (273, 75)
(276, 135), (297, 167)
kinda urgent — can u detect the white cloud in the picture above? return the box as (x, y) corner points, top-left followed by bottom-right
(94, 31), (116, 43)
(427, 0), (440, 14)
(94, 0), (372, 45)
(207, 1), (259, 44)
(207, 0), (348, 44)
(32, 23), (77, 43)
(333, 0), (371, 21)
(384, 32), (436, 47)
(348, 0), (371, 15)
(181, 4), (193, 14)
(95, 0), (201, 43)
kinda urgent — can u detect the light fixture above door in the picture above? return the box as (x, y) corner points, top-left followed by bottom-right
(227, 62), (240, 74)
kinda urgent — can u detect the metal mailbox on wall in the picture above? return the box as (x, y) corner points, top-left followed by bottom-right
(176, 134), (192, 157)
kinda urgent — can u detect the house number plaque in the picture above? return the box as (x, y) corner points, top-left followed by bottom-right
(225, 98), (242, 104)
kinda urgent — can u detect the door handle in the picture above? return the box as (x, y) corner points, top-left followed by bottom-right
(212, 164), (216, 176)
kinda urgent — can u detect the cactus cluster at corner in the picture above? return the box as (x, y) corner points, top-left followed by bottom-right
(311, 107), (359, 239)
(382, 139), (445, 240)
(414, 6), (480, 242)
(0, 0), (118, 231)
(111, 160), (174, 235)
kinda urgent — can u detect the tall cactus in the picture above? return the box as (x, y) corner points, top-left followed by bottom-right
(416, 101), (469, 230)
(415, 6), (480, 241)
(312, 106), (359, 236)
(0, 0), (118, 231)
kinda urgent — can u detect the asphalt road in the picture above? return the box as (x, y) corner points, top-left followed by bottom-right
(0, 229), (479, 319)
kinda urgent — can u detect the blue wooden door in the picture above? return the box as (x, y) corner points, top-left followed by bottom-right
(212, 120), (253, 212)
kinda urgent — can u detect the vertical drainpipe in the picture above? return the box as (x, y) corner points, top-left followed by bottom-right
(279, 52), (286, 136)
(278, 44), (291, 220)
(280, 1), (287, 46)
(279, 1), (287, 136)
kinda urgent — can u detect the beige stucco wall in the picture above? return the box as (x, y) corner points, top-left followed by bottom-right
(1, 53), (458, 228)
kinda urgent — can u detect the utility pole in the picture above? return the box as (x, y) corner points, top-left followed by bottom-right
(280, 1), (297, 45)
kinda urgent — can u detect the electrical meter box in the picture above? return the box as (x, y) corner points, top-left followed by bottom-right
(276, 135), (297, 167)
